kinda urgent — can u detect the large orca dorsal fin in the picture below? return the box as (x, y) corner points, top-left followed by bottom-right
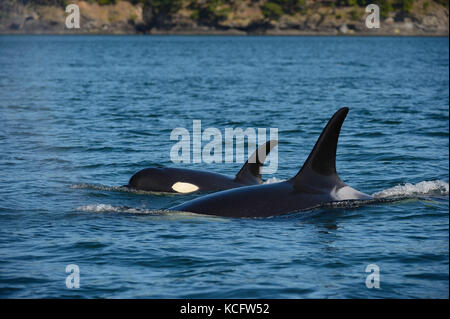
(289, 107), (349, 189)
(235, 140), (278, 184)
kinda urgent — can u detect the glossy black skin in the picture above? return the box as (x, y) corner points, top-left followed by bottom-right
(170, 181), (306, 218)
(170, 171), (368, 218)
(126, 167), (260, 193)
(170, 107), (373, 218)
(125, 140), (277, 193)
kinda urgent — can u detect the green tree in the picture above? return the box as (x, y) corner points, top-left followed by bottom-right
(189, 0), (231, 26)
(97, 0), (117, 5)
(393, 0), (414, 12)
(270, 0), (306, 14)
(435, 0), (449, 7)
(18, 0), (66, 6)
(374, 0), (394, 18)
(261, 2), (283, 20)
(142, 0), (183, 27)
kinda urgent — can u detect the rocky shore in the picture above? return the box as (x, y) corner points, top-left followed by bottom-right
(0, 0), (448, 36)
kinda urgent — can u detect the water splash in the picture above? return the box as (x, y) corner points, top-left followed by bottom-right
(71, 183), (179, 196)
(77, 204), (164, 214)
(373, 180), (449, 198)
(72, 184), (127, 192)
(74, 180), (448, 217)
(76, 204), (228, 221)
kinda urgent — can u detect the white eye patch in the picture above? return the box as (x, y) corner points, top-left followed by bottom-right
(171, 182), (199, 193)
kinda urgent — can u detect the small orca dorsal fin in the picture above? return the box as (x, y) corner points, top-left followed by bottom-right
(289, 107), (349, 190)
(235, 140), (278, 184)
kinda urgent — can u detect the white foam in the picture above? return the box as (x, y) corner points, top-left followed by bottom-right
(71, 184), (128, 192)
(373, 180), (449, 198)
(71, 184), (178, 196)
(76, 204), (228, 221)
(77, 204), (160, 214)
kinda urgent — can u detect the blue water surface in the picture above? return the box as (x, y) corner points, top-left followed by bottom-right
(0, 35), (448, 298)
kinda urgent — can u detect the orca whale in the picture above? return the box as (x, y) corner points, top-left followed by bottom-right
(125, 140), (278, 193)
(170, 108), (372, 217)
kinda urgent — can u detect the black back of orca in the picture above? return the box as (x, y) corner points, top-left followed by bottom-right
(125, 140), (277, 193)
(170, 108), (372, 217)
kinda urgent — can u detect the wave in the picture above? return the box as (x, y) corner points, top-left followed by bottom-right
(76, 204), (226, 220)
(74, 180), (448, 218)
(73, 179), (449, 200)
(77, 204), (165, 214)
(71, 183), (179, 196)
(72, 179), (287, 193)
(372, 180), (449, 198)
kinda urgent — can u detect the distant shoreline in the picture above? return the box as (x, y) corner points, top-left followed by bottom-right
(1, 32), (448, 37)
(1, 26), (449, 36)
(1, 1), (448, 37)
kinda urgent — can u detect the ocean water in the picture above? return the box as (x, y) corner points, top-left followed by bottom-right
(0, 35), (448, 298)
